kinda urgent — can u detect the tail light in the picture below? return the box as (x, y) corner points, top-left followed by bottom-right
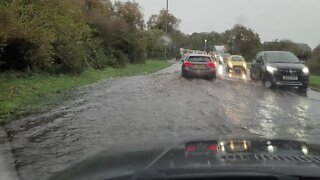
(207, 62), (215, 68)
(186, 144), (196, 152)
(183, 61), (193, 67)
(208, 144), (218, 151)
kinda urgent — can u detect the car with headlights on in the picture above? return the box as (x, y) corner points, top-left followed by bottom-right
(226, 55), (248, 75)
(250, 51), (309, 92)
(181, 54), (216, 79)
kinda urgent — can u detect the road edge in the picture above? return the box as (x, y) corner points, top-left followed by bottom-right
(310, 87), (320, 92)
(0, 127), (19, 180)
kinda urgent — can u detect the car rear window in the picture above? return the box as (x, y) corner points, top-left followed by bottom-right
(266, 52), (300, 63)
(188, 56), (212, 62)
(231, 56), (244, 61)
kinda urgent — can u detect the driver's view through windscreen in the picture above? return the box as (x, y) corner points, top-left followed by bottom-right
(0, 0), (320, 180)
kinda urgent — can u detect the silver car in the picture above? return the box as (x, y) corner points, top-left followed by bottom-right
(181, 54), (217, 79)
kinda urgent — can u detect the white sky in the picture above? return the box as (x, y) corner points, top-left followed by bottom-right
(128, 0), (320, 49)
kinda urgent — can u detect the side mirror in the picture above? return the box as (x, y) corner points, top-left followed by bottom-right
(256, 59), (263, 64)
(181, 59), (184, 62)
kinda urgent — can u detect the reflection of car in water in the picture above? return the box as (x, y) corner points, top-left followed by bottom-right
(226, 55), (247, 73)
(50, 137), (320, 180)
(250, 51), (309, 92)
(181, 54), (216, 79)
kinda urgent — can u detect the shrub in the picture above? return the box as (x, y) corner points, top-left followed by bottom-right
(113, 50), (129, 68)
(54, 43), (89, 74)
(307, 60), (320, 75)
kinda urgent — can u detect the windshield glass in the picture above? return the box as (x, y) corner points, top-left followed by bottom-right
(188, 56), (211, 62)
(266, 52), (300, 63)
(1, 0), (320, 179)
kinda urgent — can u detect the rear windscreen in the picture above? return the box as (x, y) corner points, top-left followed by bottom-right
(231, 56), (244, 61)
(188, 56), (212, 62)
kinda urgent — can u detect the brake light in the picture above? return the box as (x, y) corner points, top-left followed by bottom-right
(207, 62), (215, 68)
(183, 61), (193, 67)
(208, 144), (218, 151)
(186, 144), (196, 152)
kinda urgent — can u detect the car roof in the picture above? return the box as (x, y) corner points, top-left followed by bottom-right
(187, 54), (211, 57)
(262, 51), (291, 54)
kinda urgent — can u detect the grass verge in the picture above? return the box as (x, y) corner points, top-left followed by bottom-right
(310, 75), (320, 89)
(0, 60), (172, 124)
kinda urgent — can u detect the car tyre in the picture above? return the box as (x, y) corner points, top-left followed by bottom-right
(261, 72), (275, 89)
(298, 85), (308, 94)
(250, 70), (257, 81)
(208, 75), (216, 81)
(264, 80), (274, 88)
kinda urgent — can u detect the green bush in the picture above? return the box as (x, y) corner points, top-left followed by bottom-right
(0, 0), (152, 74)
(307, 60), (320, 75)
(54, 43), (89, 74)
(113, 50), (129, 68)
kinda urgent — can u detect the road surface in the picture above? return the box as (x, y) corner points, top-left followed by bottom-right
(2, 62), (320, 180)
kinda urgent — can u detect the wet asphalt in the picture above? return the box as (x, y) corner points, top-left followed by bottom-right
(2, 62), (320, 180)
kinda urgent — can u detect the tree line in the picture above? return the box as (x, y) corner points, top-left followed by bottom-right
(0, 0), (163, 73)
(0, 0), (318, 74)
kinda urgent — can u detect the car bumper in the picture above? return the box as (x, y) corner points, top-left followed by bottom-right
(182, 68), (216, 78)
(228, 66), (247, 73)
(266, 73), (309, 87)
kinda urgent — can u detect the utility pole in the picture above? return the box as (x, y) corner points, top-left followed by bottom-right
(164, 0), (169, 59)
(165, 0), (168, 33)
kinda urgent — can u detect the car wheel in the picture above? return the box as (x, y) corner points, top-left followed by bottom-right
(226, 67), (230, 73)
(264, 80), (274, 88)
(206, 74), (216, 81)
(261, 73), (274, 89)
(298, 85), (308, 93)
(250, 70), (257, 81)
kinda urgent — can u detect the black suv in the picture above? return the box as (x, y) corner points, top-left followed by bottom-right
(250, 51), (309, 91)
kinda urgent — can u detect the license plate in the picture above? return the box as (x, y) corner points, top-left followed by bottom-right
(283, 76), (298, 80)
(234, 68), (241, 73)
(195, 65), (205, 69)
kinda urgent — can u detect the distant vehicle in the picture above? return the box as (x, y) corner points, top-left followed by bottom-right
(226, 55), (248, 75)
(181, 54), (216, 79)
(250, 51), (309, 92)
(216, 51), (230, 64)
(224, 53), (231, 59)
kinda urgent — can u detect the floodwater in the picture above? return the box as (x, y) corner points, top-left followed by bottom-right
(2, 62), (320, 180)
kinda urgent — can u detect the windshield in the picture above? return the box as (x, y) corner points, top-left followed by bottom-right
(1, 0), (320, 180)
(188, 56), (211, 62)
(266, 52), (300, 63)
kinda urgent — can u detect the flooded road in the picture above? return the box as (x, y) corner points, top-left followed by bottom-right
(3, 62), (320, 180)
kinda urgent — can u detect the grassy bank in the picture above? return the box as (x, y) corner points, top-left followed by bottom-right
(310, 75), (320, 89)
(0, 60), (172, 124)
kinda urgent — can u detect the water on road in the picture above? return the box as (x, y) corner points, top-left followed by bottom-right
(2, 62), (320, 180)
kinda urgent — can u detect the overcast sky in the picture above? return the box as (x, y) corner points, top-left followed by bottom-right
(129, 0), (320, 49)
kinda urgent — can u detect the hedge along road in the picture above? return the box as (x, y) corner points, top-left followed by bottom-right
(2, 62), (320, 180)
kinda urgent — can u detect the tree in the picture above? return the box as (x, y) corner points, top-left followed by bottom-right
(0, 0), (148, 72)
(113, 1), (144, 31)
(261, 40), (298, 51)
(144, 29), (166, 59)
(223, 24), (261, 61)
(147, 9), (181, 32)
